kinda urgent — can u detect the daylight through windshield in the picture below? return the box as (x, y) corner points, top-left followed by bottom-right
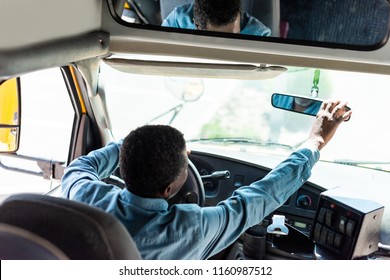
(101, 62), (390, 172)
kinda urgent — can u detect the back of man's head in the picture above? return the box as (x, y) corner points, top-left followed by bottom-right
(120, 125), (187, 198)
(194, 0), (242, 30)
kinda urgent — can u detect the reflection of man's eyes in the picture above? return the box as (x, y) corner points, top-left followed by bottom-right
(295, 98), (313, 107)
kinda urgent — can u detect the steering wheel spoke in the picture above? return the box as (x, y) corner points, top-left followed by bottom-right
(168, 159), (205, 207)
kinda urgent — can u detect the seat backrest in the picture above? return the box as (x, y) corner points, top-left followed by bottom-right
(0, 193), (142, 260)
(0, 223), (68, 260)
(306, 0), (388, 46)
(160, 0), (280, 36)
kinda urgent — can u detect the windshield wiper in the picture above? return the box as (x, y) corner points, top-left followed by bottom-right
(147, 103), (184, 125)
(187, 138), (294, 150)
(325, 159), (390, 172)
(332, 159), (390, 166)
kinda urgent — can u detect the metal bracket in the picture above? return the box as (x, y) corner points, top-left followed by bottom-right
(0, 153), (65, 181)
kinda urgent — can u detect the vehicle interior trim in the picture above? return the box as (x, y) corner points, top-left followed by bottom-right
(104, 58), (287, 79)
(0, 32), (109, 79)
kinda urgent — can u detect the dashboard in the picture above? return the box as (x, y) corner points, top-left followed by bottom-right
(189, 150), (323, 237)
(189, 148), (388, 260)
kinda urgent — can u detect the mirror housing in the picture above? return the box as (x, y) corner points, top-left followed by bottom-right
(271, 93), (351, 121)
(0, 78), (21, 152)
(110, 0), (390, 50)
(271, 93), (322, 116)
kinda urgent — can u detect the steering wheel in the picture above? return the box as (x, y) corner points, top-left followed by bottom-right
(168, 159), (205, 207)
(104, 159), (205, 207)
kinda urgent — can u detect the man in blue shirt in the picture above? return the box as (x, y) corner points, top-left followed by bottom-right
(61, 100), (352, 259)
(162, 0), (271, 36)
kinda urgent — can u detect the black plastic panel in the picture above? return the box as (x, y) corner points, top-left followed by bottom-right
(311, 188), (384, 259)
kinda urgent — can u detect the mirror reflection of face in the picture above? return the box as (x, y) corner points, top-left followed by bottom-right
(116, 0), (390, 48)
(205, 14), (241, 33)
(294, 97), (314, 107)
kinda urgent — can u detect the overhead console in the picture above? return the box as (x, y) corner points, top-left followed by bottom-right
(311, 188), (384, 260)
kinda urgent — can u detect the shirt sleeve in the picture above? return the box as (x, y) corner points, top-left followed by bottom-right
(161, 10), (177, 27)
(161, 4), (195, 29)
(61, 141), (122, 200)
(241, 12), (272, 36)
(198, 147), (319, 259)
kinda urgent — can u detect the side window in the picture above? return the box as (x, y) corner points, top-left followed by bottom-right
(0, 68), (74, 198)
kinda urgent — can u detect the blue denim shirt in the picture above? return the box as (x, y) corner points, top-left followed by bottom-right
(161, 3), (271, 36)
(61, 141), (319, 259)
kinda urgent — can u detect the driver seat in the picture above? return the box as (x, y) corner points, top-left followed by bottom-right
(0, 223), (69, 260)
(0, 193), (142, 260)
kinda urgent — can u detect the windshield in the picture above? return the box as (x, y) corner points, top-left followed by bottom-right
(100, 61), (390, 172)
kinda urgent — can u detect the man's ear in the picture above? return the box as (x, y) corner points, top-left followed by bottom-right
(163, 186), (172, 199)
(193, 18), (201, 30)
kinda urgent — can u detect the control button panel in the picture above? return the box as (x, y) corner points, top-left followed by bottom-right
(311, 189), (384, 259)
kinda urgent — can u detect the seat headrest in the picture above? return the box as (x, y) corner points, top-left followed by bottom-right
(0, 223), (68, 260)
(0, 193), (141, 260)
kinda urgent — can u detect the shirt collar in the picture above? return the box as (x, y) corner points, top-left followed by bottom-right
(119, 189), (169, 211)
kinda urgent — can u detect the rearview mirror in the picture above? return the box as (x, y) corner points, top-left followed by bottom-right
(271, 93), (351, 121)
(110, 0), (390, 50)
(0, 78), (20, 152)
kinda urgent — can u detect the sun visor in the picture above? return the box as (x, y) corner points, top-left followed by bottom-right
(0, 32), (109, 79)
(104, 58), (287, 80)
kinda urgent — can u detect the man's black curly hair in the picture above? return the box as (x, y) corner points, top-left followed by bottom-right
(193, 0), (242, 30)
(120, 125), (187, 198)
